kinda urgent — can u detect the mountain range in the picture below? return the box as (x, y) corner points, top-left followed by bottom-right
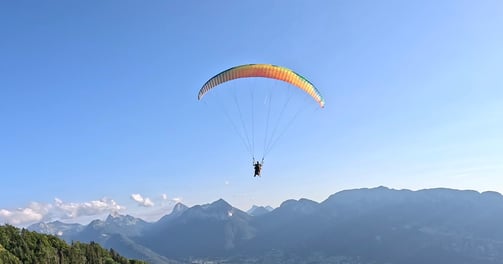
(28, 187), (503, 264)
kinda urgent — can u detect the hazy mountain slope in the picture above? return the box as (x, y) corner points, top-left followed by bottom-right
(247, 205), (273, 216)
(138, 199), (255, 258)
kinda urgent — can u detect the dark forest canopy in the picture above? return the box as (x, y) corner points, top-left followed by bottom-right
(0, 224), (145, 264)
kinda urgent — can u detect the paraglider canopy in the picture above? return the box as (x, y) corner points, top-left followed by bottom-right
(198, 64), (325, 108)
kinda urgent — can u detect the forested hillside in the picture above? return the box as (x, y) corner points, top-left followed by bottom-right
(0, 224), (145, 264)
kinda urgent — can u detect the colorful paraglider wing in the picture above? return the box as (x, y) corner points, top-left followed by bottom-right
(198, 64), (325, 108)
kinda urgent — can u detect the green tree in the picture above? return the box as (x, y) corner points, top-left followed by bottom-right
(0, 225), (146, 264)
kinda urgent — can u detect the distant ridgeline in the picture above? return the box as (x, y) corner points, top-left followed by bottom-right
(20, 187), (503, 264)
(0, 224), (145, 264)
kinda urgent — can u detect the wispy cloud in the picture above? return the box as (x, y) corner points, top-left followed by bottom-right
(54, 198), (125, 218)
(0, 202), (48, 225)
(131, 195), (185, 222)
(0, 198), (125, 226)
(1, 193), (184, 226)
(131, 194), (154, 207)
(159, 194), (183, 205)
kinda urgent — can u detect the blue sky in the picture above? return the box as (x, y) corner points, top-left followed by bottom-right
(1, 0), (502, 225)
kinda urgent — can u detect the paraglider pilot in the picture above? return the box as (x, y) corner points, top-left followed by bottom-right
(253, 158), (264, 177)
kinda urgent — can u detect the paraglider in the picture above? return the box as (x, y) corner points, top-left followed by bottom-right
(198, 64), (324, 177)
(253, 158), (264, 177)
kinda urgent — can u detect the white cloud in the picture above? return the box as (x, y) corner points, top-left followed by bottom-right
(0, 193), (183, 226)
(160, 194), (182, 204)
(131, 193), (154, 207)
(0, 198), (125, 226)
(131, 194), (143, 203)
(0, 206), (45, 225)
(54, 197), (125, 218)
(143, 198), (154, 207)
